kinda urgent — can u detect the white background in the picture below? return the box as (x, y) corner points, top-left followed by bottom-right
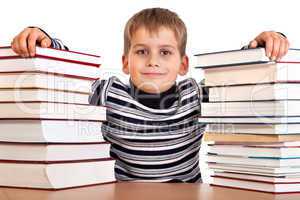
(1, 0), (299, 183)
(1, 0), (299, 81)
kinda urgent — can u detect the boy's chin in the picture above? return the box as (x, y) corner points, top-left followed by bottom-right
(131, 76), (176, 94)
(136, 82), (175, 94)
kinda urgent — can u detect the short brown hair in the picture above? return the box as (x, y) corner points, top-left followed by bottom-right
(123, 8), (187, 56)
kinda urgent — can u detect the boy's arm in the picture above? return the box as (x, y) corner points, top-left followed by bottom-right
(11, 27), (68, 57)
(27, 27), (69, 50)
(242, 31), (289, 61)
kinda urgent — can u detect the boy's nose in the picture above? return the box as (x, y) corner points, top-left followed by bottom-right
(147, 54), (160, 67)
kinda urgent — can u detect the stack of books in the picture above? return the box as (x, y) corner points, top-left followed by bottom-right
(195, 48), (300, 193)
(0, 47), (115, 190)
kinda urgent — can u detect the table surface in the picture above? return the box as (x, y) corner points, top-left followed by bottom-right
(0, 183), (300, 200)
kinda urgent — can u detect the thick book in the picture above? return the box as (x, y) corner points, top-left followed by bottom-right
(0, 47), (101, 79)
(206, 154), (300, 167)
(211, 175), (300, 194)
(206, 123), (300, 134)
(0, 72), (94, 93)
(208, 163), (300, 175)
(0, 142), (110, 162)
(198, 116), (300, 124)
(194, 47), (300, 68)
(201, 62), (300, 87)
(0, 102), (106, 120)
(208, 83), (300, 102)
(207, 144), (300, 158)
(0, 88), (90, 104)
(0, 46), (101, 65)
(0, 120), (104, 143)
(202, 100), (300, 117)
(213, 171), (300, 183)
(0, 159), (115, 189)
(203, 132), (300, 143)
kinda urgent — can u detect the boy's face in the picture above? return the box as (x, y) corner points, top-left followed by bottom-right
(122, 26), (189, 94)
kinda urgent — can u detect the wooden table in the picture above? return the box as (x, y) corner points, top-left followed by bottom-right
(0, 183), (299, 200)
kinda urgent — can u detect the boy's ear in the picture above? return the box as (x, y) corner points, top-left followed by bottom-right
(178, 55), (189, 76)
(122, 55), (130, 75)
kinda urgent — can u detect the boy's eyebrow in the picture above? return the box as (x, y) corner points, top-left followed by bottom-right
(132, 43), (176, 49)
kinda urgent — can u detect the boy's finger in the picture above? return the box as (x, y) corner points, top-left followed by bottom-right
(11, 37), (19, 55)
(27, 33), (39, 57)
(271, 38), (280, 61)
(249, 40), (258, 48)
(18, 32), (30, 57)
(40, 37), (51, 48)
(265, 37), (273, 58)
(285, 40), (290, 56)
(277, 40), (286, 61)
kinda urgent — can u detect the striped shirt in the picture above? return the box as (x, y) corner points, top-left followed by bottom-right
(47, 37), (206, 183)
(89, 76), (206, 183)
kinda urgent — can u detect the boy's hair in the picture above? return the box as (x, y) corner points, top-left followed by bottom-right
(123, 7), (187, 56)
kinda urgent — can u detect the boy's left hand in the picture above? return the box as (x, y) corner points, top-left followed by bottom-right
(248, 31), (289, 61)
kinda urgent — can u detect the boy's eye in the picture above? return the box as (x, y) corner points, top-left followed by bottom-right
(136, 49), (148, 55)
(160, 50), (172, 56)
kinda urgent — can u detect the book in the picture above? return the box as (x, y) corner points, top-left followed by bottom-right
(211, 168), (300, 178)
(201, 62), (300, 87)
(0, 46), (101, 79)
(247, 141), (300, 147)
(0, 142), (110, 162)
(213, 171), (300, 183)
(0, 102), (106, 120)
(0, 72), (94, 93)
(0, 88), (90, 104)
(207, 144), (300, 158)
(0, 159), (115, 189)
(206, 123), (300, 134)
(208, 163), (300, 175)
(202, 100), (300, 117)
(208, 83), (300, 102)
(203, 132), (300, 143)
(0, 120), (104, 143)
(198, 116), (300, 124)
(206, 154), (300, 167)
(211, 175), (300, 193)
(0, 46), (101, 66)
(194, 47), (300, 68)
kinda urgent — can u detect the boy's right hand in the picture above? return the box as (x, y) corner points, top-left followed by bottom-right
(11, 27), (51, 58)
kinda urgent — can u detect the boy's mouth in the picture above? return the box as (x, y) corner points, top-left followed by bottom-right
(141, 72), (166, 78)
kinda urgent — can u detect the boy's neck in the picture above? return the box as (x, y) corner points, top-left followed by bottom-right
(129, 79), (178, 109)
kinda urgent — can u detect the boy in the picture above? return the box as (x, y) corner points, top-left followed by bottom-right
(11, 8), (289, 183)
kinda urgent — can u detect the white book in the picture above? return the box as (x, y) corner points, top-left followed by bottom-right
(202, 100), (300, 117)
(0, 102), (106, 120)
(194, 48), (300, 68)
(201, 62), (300, 87)
(212, 176), (300, 193)
(207, 144), (300, 158)
(0, 88), (90, 104)
(0, 72), (94, 93)
(207, 154), (300, 167)
(212, 168), (300, 178)
(0, 46), (101, 65)
(248, 142), (300, 147)
(208, 163), (300, 174)
(0, 159), (115, 189)
(0, 143), (110, 162)
(198, 116), (300, 124)
(0, 58), (101, 79)
(213, 171), (300, 183)
(0, 120), (104, 143)
(208, 83), (300, 102)
(206, 123), (300, 134)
